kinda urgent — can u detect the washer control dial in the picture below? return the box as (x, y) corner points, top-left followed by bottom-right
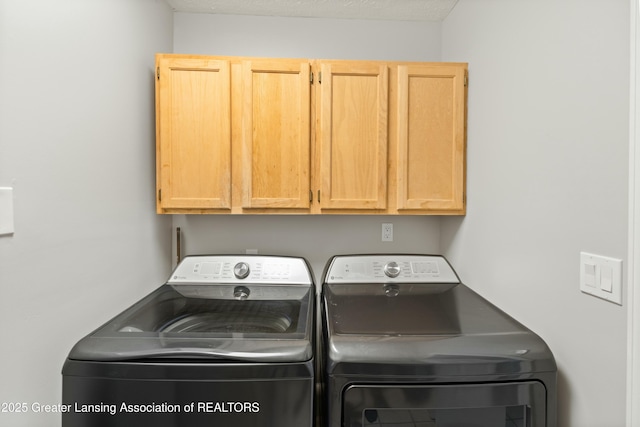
(384, 261), (401, 278)
(233, 262), (250, 279)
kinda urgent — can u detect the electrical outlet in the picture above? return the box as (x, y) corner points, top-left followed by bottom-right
(382, 223), (393, 242)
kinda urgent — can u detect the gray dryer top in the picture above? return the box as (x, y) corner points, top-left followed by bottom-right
(321, 254), (556, 378)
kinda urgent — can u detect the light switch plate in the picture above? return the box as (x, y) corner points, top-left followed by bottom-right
(0, 187), (14, 236)
(580, 252), (622, 305)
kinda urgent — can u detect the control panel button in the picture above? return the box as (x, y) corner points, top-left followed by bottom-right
(384, 261), (401, 278)
(234, 262), (250, 279)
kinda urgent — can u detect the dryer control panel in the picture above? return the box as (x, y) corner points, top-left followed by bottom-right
(324, 255), (459, 284)
(168, 255), (313, 285)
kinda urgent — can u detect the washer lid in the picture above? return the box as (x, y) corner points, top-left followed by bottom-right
(68, 256), (315, 363)
(69, 284), (314, 362)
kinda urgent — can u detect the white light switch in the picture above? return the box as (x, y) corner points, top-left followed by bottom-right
(580, 252), (622, 305)
(0, 187), (14, 236)
(583, 262), (596, 287)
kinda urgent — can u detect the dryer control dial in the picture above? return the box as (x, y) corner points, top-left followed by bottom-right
(234, 262), (250, 279)
(384, 261), (401, 278)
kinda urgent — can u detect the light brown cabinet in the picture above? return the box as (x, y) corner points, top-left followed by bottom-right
(395, 64), (466, 213)
(317, 61), (389, 212)
(240, 59), (312, 210)
(155, 54), (467, 215)
(155, 56), (232, 211)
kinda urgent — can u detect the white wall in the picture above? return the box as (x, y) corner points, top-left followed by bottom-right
(441, 1), (630, 426)
(172, 13), (446, 280)
(173, 13), (443, 60)
(0, 1), (173, 426)
(173, 215), (442, 282)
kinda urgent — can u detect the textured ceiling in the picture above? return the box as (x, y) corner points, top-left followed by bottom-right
(165, 0), (459, 22)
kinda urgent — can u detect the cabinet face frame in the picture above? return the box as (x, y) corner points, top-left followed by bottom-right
(396, 64), (466, 214)
(156, 56), (232, 212)
(318, 61), (389, 211)
(241, 59), (312, 210)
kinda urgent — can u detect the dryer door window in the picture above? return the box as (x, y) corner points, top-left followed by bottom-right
(362, 406), (527, 426)
(343, 381), (547, 427)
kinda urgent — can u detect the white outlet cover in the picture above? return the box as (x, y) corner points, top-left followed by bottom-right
(382, 223), (393, 242)
(0, 187), (14, 236)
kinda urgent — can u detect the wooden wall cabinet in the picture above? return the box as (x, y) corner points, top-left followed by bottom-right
(156, 56), (232, 211)
(394, 64), (466, 214)
(155, 54), (467, 215)
(317, 61), (389, 212)
(241, 59), (311, 210)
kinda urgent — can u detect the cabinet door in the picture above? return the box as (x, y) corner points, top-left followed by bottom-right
(396, 64), (466, 213)
(318, 62), (389, 210)
(156, 56), (231, 211)
(241, 59), (311, 209)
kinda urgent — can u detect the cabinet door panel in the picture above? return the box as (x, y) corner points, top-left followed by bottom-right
(157, 57), (231, 210)
(319, 62), (388, 210)
(397, 65), (465, 212)
(242, 60), (311, 209)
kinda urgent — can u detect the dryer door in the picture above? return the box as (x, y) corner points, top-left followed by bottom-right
(343, 381), (548, 427)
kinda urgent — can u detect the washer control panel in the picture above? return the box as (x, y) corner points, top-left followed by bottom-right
(168, 255), (313, 285)
(324, 255), (459, 284)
